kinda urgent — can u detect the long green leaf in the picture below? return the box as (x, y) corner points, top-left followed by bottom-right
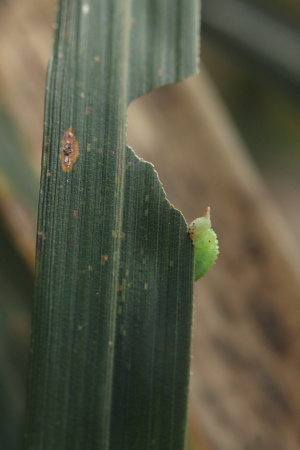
(25, 1), (198, 448)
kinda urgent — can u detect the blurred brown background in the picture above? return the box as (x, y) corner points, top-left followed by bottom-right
(1, 0), (300, 449)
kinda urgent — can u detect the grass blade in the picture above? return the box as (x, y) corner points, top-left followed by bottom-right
(25, 1), (199, 448)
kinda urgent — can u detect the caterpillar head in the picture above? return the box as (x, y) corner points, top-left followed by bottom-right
(188, 207), (219, 281)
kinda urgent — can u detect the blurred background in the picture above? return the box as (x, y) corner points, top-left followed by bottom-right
(1, 0), (300, 449)
(201, 0), (300, 244)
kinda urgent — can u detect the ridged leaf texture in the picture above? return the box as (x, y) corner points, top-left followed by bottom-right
(25, 1), (199, 449)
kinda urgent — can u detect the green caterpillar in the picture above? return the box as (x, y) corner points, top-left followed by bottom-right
(188, 207), (219, 281)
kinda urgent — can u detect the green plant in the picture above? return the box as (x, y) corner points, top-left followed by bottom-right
(24, 1), (199, 449)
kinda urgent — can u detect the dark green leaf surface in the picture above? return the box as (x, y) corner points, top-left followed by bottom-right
(25, 1), (198, 449)
(111, 152), (193, 449)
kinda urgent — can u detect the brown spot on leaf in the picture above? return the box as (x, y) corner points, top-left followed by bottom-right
(100, 254), (109, 265)
(60, 127), (79, 172)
